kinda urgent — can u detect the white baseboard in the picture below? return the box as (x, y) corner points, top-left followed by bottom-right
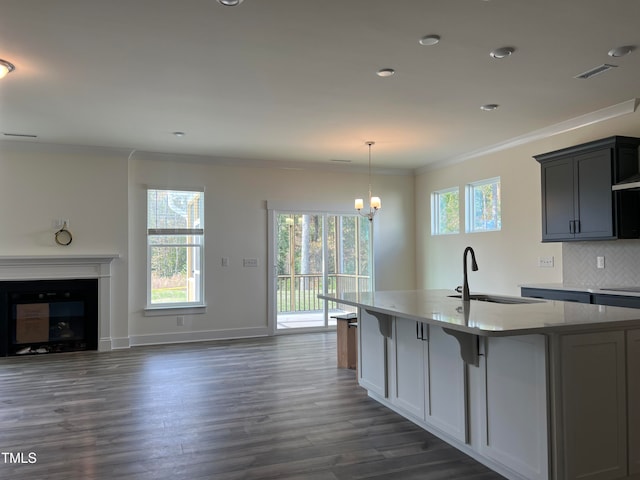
(110, 337), (132, 350)
(128, 327), (269, 347)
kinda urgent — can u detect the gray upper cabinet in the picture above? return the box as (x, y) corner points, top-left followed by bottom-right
(535, 136), (640, 242)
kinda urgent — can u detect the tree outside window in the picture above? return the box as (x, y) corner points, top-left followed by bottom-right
(466, 177), (501, 232)
(431, 187), (460, 235)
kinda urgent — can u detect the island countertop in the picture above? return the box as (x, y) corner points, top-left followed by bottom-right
(319, 289), (640, 336)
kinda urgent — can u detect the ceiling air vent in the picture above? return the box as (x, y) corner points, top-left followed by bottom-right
(3, 133), (38, 138)
(574, 64), (617, 79)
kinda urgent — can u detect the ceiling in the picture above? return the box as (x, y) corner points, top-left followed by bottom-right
(1, 0), (639, 171)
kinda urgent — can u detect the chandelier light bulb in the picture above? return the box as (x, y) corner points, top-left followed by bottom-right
(0, 60), (16, 79)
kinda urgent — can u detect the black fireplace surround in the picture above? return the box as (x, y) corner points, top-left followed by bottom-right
(0, 279), (98, 356)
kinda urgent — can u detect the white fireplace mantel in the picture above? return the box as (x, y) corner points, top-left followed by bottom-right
(0, 254), (120, 351)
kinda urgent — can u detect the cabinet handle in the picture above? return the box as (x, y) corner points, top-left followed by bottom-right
(569, 220), (574, 234)
(416, 322), (428, 341)
(575, 219), (580, 233)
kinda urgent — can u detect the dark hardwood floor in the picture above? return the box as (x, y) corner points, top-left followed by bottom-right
(0, 333), (505, 480)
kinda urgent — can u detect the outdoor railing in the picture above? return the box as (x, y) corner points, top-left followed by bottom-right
(277, 273), (370, 313)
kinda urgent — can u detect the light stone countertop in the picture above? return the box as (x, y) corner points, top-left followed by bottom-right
(320, 289), (640, 336)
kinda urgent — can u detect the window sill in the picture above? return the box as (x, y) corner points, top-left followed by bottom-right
(144, 304), (207, 317)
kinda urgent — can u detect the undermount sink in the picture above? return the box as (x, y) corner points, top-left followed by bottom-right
(448, 294), (543, 304)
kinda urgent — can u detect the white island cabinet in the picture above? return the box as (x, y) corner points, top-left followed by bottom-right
(389, 317), (468, 442)
(358, 309), (388, 397)
(320, 290), (640, 480)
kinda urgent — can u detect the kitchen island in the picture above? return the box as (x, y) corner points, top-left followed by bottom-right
(319, 289), (640, 480)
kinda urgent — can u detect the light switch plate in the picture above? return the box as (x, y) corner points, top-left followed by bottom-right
(243, 258), (259, 267)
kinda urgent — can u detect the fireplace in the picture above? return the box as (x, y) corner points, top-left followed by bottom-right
(0, 254), (118, 355)
(0, 279), (98, 356)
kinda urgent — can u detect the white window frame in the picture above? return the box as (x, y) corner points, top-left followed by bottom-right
(431, 186), (460, 235)
(146, 187), (206, 313)
(465, 177), (501, 233)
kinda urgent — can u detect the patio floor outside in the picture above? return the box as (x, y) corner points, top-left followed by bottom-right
(277, 309), (353, 329)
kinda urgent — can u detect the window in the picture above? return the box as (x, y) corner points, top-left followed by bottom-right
(147, 188), (204, 307)
(466, 177), (501, 232)
(431, 187), (460, 235)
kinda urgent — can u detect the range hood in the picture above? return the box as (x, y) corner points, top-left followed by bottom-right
(613, 173), (640, 191)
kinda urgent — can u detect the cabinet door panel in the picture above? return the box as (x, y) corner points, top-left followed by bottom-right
(392, 318), (425, 419)
(574, 150), (613, 239)
(541, 158), (575, 240)
(561, 331), (626, 480)
(628, 329), (640, 475)
(482, 335), (548, 480)
(425, 326), (467, 443)
(358, 309), (387, 397)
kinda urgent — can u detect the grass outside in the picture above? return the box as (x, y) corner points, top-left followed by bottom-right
(152, 286), (188, 303)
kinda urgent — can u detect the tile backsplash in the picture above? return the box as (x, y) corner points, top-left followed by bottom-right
(563, 240), (640, 287)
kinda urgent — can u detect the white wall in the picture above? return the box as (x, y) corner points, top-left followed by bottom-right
(127, 153), (415, 345)
(416, 109), (640, 296)
(0, 142), (414, 348)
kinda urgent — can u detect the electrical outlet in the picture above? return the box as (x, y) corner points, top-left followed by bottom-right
(538, 256), (554, 268)
(177, 316), (184, 326)
(597, 256), (605, 269)
(221, 257), (229, 267)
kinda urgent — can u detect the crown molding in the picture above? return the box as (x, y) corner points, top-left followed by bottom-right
(416, 98), (638, 175)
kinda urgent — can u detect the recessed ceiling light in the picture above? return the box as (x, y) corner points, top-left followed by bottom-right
(376, 68), (395, 77)
(419, 35), (440, 46)
(217, 0), (243, 5)
(480, 104), (499, 111)
(0, 59), (16, 79)
(173, 131), (186, 137)
(608, 45), (635, 58)
(489, 47), (515, 59)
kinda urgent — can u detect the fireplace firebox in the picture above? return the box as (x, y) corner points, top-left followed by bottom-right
(0, 279), (98, 356)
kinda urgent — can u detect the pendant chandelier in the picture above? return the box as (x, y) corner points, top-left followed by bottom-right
(355, 141), (381, 221)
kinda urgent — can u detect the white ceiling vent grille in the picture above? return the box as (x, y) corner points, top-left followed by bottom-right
(574, 64), (618, 79)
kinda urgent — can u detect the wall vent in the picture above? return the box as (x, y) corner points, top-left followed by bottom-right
(574, 64), (617, 79)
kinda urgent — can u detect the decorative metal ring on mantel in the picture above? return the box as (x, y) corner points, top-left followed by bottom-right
(54, 222), (73, 246)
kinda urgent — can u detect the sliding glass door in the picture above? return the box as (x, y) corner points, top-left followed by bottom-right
(273, 211), (372, 332)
